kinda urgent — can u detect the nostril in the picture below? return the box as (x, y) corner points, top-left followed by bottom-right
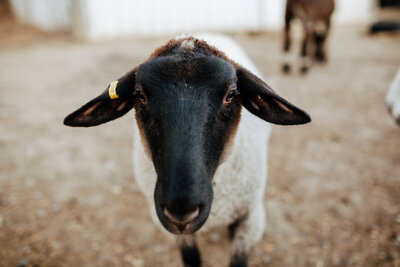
(185, 206), (200, 222)
(163, 205), (201, 224)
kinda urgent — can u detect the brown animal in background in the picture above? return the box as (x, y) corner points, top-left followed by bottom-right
(282, 0), (335, 73)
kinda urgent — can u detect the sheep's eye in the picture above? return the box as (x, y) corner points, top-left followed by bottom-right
(136, 88), (148, 106)
(223, 87), (239, 106)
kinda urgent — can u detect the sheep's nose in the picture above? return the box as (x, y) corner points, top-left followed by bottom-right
(163, 205), (200, 224)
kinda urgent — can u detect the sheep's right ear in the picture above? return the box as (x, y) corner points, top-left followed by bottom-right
(64, 68), (137, 127)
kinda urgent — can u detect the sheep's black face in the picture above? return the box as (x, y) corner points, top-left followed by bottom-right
(134, 56), (241, 234)
(64, 37), (310, 234)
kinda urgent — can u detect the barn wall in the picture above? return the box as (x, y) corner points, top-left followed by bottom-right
(10, 0), (376, 39)
(10, 0), (72, 31)
(333, 0), (376, 25)
(72, 0), (260, 39)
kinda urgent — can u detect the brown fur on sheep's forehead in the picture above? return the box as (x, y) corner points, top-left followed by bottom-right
(149, 37), (238, 67)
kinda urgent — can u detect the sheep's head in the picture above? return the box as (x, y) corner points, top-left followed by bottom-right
(64, 37), (311, 234)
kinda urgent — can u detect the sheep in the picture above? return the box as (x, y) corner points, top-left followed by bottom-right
(282, 0), (335, 73)
(386, 66), (400, 126)
(64, 34), (311, 267)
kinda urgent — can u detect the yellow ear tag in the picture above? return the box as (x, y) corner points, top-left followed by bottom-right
(108, 80), (119, 99)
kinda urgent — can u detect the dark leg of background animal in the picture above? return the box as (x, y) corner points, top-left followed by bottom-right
(300, 35), (309, 73)
(300, 29), (313, 74)
(282, 11), (293, 73)
(177, 235), (201, 267)
(314, 35), (326, 62)
(314, 19), (331, 62)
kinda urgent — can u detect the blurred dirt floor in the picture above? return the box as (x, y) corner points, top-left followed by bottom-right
(0, 16), (400, 267)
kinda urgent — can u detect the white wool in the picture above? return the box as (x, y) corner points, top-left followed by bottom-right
(132, 34), (272, 250)
(386, 66), (400, 124)
(180, 39), (195, 51)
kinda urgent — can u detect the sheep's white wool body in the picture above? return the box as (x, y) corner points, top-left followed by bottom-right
(386, 67), (400, 125)
(132, 34), (271, 248)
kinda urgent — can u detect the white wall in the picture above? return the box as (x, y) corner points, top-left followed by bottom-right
(10, 0), (376, 39)
(72, 0), (260, 39)
(259, 0), (287, 30)
(10, 0), (72, 31)
(333, 0), (376, 25)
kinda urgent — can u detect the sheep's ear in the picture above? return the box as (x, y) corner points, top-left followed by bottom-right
(64, 69), (137, 127)
(236, 67), (311, 125)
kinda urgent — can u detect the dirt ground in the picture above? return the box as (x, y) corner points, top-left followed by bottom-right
(0, 20), (399, 267)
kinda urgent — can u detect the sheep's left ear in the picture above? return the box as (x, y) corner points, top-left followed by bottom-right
(236, 67), (311, 125)
(64, 68), (137, 127)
